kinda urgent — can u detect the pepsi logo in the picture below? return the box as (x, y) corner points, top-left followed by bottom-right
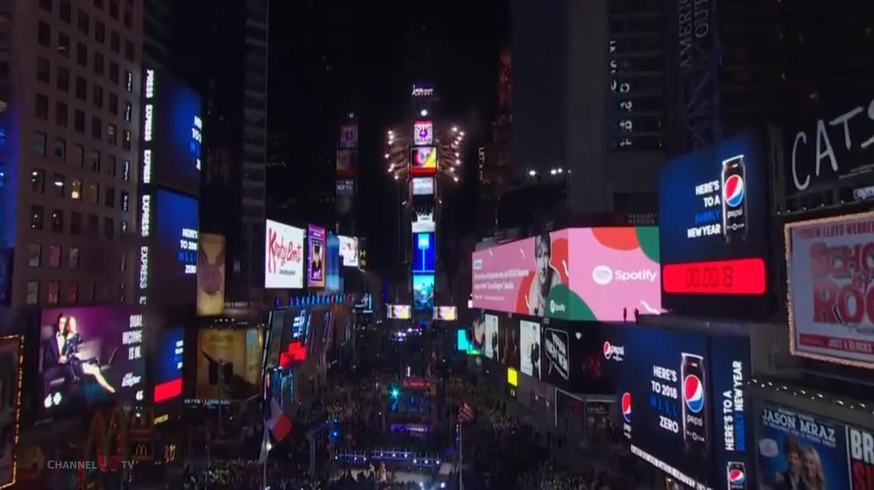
(683, 375), (706, 413)
(621, 392), (632, 423)
(728, 468), (745, 485)
(724, 174), (745, 208)
(602, 341), (625, 361)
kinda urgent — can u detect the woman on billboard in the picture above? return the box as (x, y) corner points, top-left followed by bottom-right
(526, 233), (561, 316)
(800, 446), (826, 490)
(64, 317), (116, 394)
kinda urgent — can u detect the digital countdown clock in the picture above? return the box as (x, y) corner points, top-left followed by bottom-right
(662, 258), (766, 295)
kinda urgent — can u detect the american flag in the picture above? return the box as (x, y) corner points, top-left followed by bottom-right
(457, 401), (474, 424)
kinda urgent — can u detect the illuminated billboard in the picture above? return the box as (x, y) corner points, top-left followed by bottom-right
(412, 232), (436, 273)
(786, 211), (874, 369)
(338, 123), (358, 149)
(412, 209), (435, 233)
(484, 314), (499, 360)
(307, 225), (326, 288)
(197, 233), (225, 316)
(519, 320), (541, 379)
(412, 274), (435, 311)
(142, 68), (202, 196)
(140, 189), (199, 306)
(338, 235), (359, 267)
(410, 146), (437, 176)
(471, 227), (661, 321)
(387, 304), (412, 320)
(153, 328), (184, 403)
(433, 306), (457, 321)
(326, 233), (341, 292)
(196, 328), (263, 400)
(265, 220), (304, 289)
(39, 307), (146, 410)
(412, 177), (434, 196)
(0, 336), (20, 489)
(336, 149), (357, 178)
(413, 120), (433, 146)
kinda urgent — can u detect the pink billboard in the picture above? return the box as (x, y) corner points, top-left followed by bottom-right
(471, 227), (661, 321)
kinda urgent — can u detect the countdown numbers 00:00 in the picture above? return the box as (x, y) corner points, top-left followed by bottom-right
(685, 265), (733, 289)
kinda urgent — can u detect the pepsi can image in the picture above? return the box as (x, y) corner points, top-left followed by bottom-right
(727, 461), (747, 490)
(721, 155), (747, 243)
(681, 353), (709, 453)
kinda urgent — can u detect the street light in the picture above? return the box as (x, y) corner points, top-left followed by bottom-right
(528, 169), (537, 177)
(420, 109), (429, 117)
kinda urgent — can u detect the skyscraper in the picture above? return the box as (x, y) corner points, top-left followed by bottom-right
(0, 0), (143, 328)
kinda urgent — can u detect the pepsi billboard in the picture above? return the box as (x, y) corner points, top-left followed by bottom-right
(659, 131), (771, 316)
(602, 325), (752, 490)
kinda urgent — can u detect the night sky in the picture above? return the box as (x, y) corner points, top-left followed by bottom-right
(267, 0), (509, 272)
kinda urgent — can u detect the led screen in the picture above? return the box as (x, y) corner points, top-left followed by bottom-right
(471, 227), (660, 320)
(144, 190), (198, 306)
(336, 149), (357, 178)
(785, 211), (874, 369)
(483, 314), (499, 360)
(153, 328), (184, 403)
(338, 123), (358, 149)
(338, 235), (359, 267)
(412, 177), (434, 196)
(456, 329), (470, 351)
(413, 120), (433, 146)
(197, 233), (225, 316)
(412, 209), (435, 233)
(307, 225), (327, 288)
(264, 220), (304, 289)
(326, 233), (341, 292)
(413, 232), (436, 273)
(659, 131), (769, 314)
(755, 404), (873, 490)
(433, 306), (457, 321)
(196, 328), (263, 400)
(540, 323), (609, 393)
(145, 68), (202, 196)
(601, 325), (751, 490)
(499, 316), (520, 369)
(519, 320), (541, 379)
(412, 274), (435, 311)
(410, 146), (437, 176)
(387, 304), (411, 320)
(39, 307), (146, 411)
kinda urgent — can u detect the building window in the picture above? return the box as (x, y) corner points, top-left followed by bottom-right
(120, 190), (129, 212)
(103, 217), (113, 239)
(76, 42), (87, 67)
(57, 66), (69, 91)
(59, 0), (71, 22)
(122, 130), (131, 150)
(48, 244), (61, 268)
(95, 21), (105, 44)
(87, 182), (99, 204)
(75, 76), (87, 100)
(26, 282), (39, 305)
(70, 179), (82, 200)
(31, 169), (45, 193)
(91, 117), (101, 139)
(66, 281), (78, 303)
(72, 144), (84, 167)
(68, 247), (80, 268)
(110, 31), (119, 53)
(109, 0), (119, 19)
(108, 92), (118, 115)
(120, 252), (126, 271)
(77, 9), (89, 35)
(106, 155), (117, 177)
(55, 102), (68, 127)
(122, 160), (130, 181)
(88, 150), (100, 172)
(106, 123), (116, 145)
(104, 186), (115, 208)
(52, 173), (65, 197)
(87, 214), (98, 234)
(57, 32), (70, 58)
(39, 0), (52, 12)
(37, 57), (50, 83)
(27, 244), (41, 267)
(94, 52), (104, 76)
(31, 206), (44, 230)
(35, 94), (49, 120)
(92, 84), (103, 108)
(109, 61), (119, 84)
(124, 101), (131, 122)
(47, 281), (59, 305)
(120, 219), (128, 237)
(124, 40), (134, 62)
(125, 71), (133, 92)
(34, 131), (47, 156)
(70, 211), (82, 234)
(50, 209), (63, 233)
(94, 0), (103, 9)
(52, 138), (65, 161)
(74, 110), (85, 133)
(38, 21), (51, 47)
